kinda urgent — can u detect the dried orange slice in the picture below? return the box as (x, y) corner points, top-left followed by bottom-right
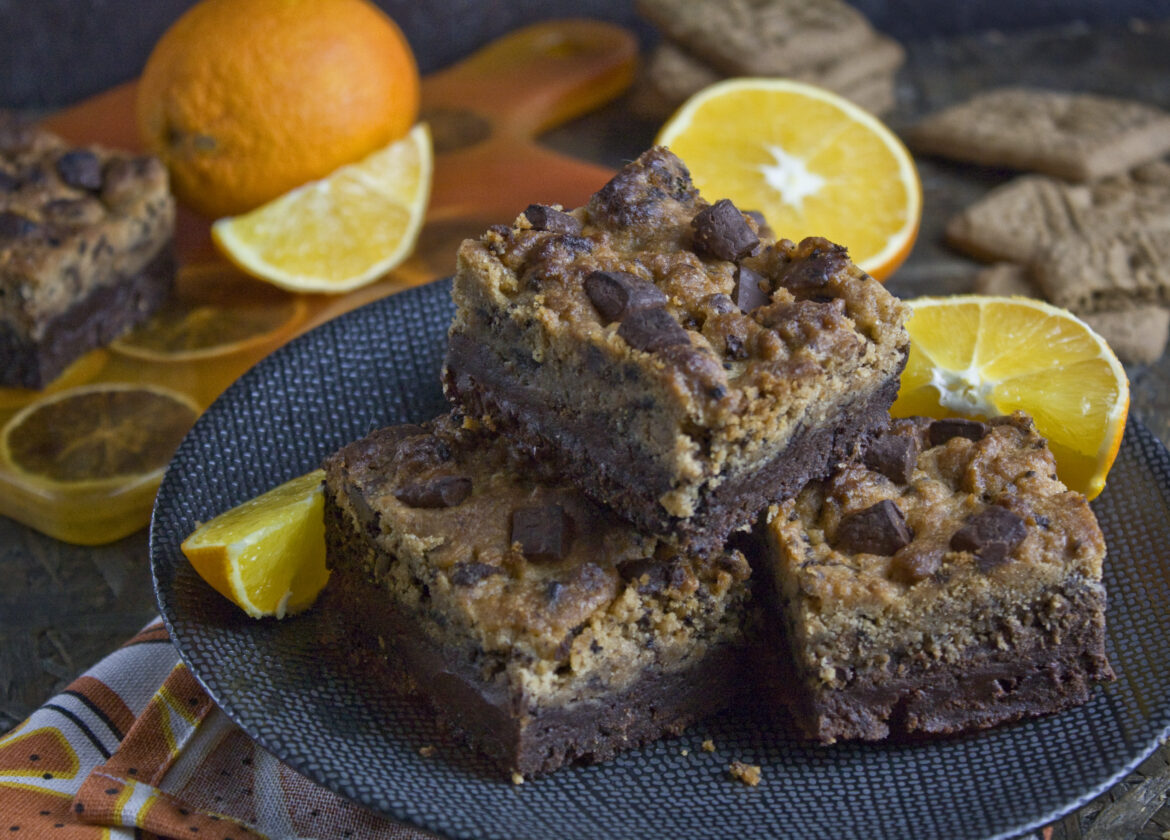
(211, 123), (432, 293)
(0, 383), (200, 545)
(655, 78), (921, 280)
(892, 295), (1129, 499)
(109, 263), (308, 363)
(181, 469), (329, 619)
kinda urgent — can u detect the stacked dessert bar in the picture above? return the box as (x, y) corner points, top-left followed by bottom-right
(321, 147), (1113, 777)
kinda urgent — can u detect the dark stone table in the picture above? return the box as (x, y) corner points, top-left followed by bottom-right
(3, 6), (1170, 838)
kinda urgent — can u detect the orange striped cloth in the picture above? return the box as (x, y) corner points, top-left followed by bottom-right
(0, 619), (436, 839)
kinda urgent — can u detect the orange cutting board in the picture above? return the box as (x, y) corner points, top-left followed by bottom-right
(1, 19), (637, 545)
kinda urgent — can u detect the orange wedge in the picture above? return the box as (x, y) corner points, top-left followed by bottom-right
(892, 295), (1129, 499)
(211, 123), (432, 293)
(181, 469), (329, 619)
(655, 78), (920, 281)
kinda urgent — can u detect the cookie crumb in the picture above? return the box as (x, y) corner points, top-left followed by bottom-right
(511, 771), (525, 785)
(701, 739), (716, 753)
(729, 760), (762, 786)
(418, 745), (436, 757)
(680, 748), (690, 757)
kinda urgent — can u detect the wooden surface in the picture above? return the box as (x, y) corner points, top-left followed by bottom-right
(4, 15), (1170, 839)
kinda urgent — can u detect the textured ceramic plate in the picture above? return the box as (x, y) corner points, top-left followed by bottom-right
(152, 279), (1170, 840)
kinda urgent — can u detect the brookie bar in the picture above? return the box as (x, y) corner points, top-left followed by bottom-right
(322, 412), (755, 777)
(763, 413), (1113, 743)
(0, 114), (175, 389)
(443, 147), (909, 552)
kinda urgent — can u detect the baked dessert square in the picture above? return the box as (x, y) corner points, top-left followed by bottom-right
(763, 412), (1113, 744)
(443, 146), (909, 552)
(322, 412), (754, 778)
(0, 114), (175, 388)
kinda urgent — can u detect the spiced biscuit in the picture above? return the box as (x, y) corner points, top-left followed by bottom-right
(636, 0), (876, 79)
(1032, 228), (1170, 312)
(908, 87), (1170, 182)
(946, 174), (1170, 265)
(1080, 308), (1170, 365)
(637, 36), (901, 119)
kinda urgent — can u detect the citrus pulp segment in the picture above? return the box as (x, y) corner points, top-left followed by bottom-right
(211, 122), (433, 293)
(892, 295), (1129, 499)
(655, 78), (920, 281)
(181, 469), (329, 619)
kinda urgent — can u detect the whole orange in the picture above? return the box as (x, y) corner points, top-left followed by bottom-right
(136, 0), (419, 219)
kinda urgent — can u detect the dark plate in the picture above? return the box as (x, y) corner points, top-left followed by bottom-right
(151, 278), (1170, 840)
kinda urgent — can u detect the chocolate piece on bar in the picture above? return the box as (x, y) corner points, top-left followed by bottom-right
(733, 264), (770, 313)
(394, 475), (473, 509)
(833, 499), (912, 555)
(584, 270), (668, 323)
(929, 418), (988, 446)
(692, 198), (759, 261)
(864, 433), (920, 485)
(617, 306), (691, 353)
(54, 150), (103, 191)
(951, 506), (1028, 571)
(511, 503), (572, 561)
(524, 203), (582, 235)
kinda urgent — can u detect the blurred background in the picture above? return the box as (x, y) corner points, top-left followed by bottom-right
(2, 0), (1170, 109)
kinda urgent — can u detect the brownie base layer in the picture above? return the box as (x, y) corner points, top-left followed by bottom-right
(763, 587), (1114, 744)
(0, 245), (175, 389)
(323, 493), (750, 778)
(444, 332), (903, 553)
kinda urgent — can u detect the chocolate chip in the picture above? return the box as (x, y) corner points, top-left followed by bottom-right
(524, 204), (582, 235)
(394, 475), (472, 508)
(511, 504), (571, 561)
(617, 307), (690, 353)
(774, 244), (848, 293)
(950, 506), (1027, 571)
(448, 562), (503, 587)
(55, 150), (103, 191)
(691, 199), (760, 261)
(864, 434), (921, 485)
(0, 211), (42, 240)
(584, 270), (668, 323)
(929, 418), (988, 446)
(833, 499), (912, 556)
(889, 546), (942, 585)
(724, 333), (748, 360)
(733, 264), (770, 313)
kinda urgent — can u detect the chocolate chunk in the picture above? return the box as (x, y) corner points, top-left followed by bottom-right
(394, 475), (472, 508)
(950, 506), (1028, 571)
(449, 562), (503, 587)
(889, 546), (942, 585)
(0, 210), (43, 240)
(724, 332), (748, 360)
(524, 204), (582, 235)
(864, 433), (921, 485)
(929, 418), (988, 446)
(833, 499), (912, 556)
(775, 243), (849, 293)
(733, 264), (770, 313)
(617, 306), (691, 353)
(55, 150), (103, 191)
(511, 504), (571, 562)
(584, 270), (668, 323)
(691, 199), (760, 261)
